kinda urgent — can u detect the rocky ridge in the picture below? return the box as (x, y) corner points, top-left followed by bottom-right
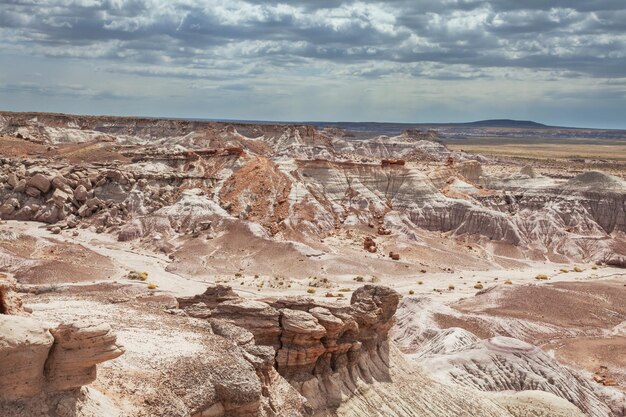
(1, 112), (625, 267)
(173, 284), (592, 417)
(0, 112), (625, 417)
(176, 284), (400, 414)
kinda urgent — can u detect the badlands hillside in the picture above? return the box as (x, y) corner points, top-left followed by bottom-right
(0, 111), (625, 417)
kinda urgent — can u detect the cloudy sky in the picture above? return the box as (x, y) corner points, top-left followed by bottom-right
(0, 0), (625, 128)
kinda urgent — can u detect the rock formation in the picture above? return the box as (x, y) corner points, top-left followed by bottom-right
(176, 285), (400, 414)
(0, 277), (124, 412)
(0, 315), (54, 401)
(418, 335), (623, 417)
(0, 316), (123, 401)
(392, 282), (626, 417)
(45, 322), (124, 392)
(1, 111), (625, 417)
(175, 284), (589, 417)
(1, 111), (625, 265)
(0, 275), (26, 315)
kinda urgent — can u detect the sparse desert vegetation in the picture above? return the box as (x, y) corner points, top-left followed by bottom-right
(127, 271), (148, 281)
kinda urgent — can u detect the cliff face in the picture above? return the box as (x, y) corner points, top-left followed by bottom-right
(0, 277), (124, 413)
(0, 317), (123, 401)
(175, 285), (599, 417)
(176, 285), (400, 415)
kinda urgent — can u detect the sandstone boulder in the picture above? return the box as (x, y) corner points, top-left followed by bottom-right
(86, 197), (103, 208)
(0, 315), (54, 401)
(25, 186), (41, 197)
(51, 188), (71, 207)
(28, 173), (51, 193)
(0, 276), (26, 315)
(276, 308), (326, 377)
(0, 199), (18, 215)
(74, 184), (88, 202)
(178, 285), (240, 310)
(45, 321), (124, 392)
(363, 236), (376, 253)
(211, 299), (281, 348)
(13, 179), (26, 193)
(6, 173), (18, 188)
(51, 175), (72, 193)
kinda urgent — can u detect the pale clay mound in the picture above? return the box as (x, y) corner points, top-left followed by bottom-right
(1, 112), (626, 416)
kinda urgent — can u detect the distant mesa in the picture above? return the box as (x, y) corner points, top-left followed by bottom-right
(459, 119), (549, 128)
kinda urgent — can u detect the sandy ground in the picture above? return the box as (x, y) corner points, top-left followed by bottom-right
(3, 219), (625, 413)
(4, 221), (208, 296)
(5, 219), (624, 305)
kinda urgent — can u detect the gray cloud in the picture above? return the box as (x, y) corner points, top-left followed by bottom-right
(0, 81), (141, 100)
(0, 0), (624, 127)
(1, 0), (623, 79)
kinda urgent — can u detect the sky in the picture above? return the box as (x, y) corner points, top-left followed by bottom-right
(0, 0), (625, 128)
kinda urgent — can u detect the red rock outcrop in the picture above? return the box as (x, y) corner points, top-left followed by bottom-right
(381, 159), (406, 166)
(45, 321), (124, 392)
(363, 236), (377, 253)
(177, 285), (401, 414)
(0, 315), (54, 401)
(177, 284), (240, 309)
(0, 316), (123, 401)
(0, 285), (124, 403)
(212, 298), (282, 349)
(0, 275), (26, 315)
